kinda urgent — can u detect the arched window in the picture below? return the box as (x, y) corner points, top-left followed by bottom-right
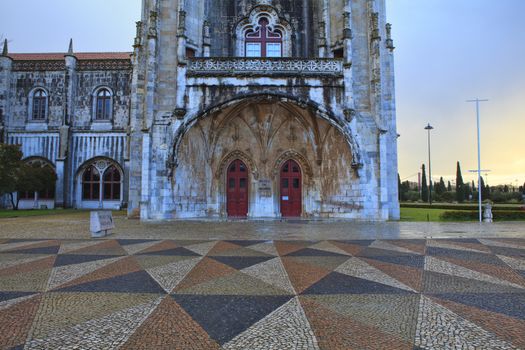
(82, 166), (100, 200)
(245, 18), (283, 57)
(95, 88), (112, 120)
(103, 166), (121, 200)
(32, 89), (47, 120)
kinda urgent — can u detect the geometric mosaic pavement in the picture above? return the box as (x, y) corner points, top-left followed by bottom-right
(0, 237), (524, 349)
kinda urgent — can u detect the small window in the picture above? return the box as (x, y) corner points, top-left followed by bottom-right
(82, 166), (100, 200)
(240, 178), (247, 189)
(186, 47), (196, 58)
(229, 178), (236, 189)
(282, 178), (289, 189)
(266, 43), (282, 58)
(103, 166), (121, 200)
(246, 43), (262, 57)
(292, 165), (299, 173)
(229, 164), (236, 173)
(32, 89), (47, 120)
(333, 48), (344, 58)
(283, 164), (289, 173)
(293, 178), (300, 189)
(95, 88), (112, 120)
(239, 163), (246, 172)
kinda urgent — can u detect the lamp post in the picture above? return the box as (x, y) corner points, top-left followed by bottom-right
(424, 123), (434, 205)
(467, 98), (488, 223)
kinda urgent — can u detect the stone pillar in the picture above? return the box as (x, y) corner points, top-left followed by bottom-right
(342, 1), (356, 117)
(203, 20), (211, 57)
(0, 39), (13, 144)
(61, 40), (77, 208)
(128, 21), (145, 218)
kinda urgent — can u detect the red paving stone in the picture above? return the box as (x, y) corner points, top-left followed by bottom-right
(363, 258), (423, 292)
(281, 257), (331, 294)
(54, 256), (141, 290)
(68, 239), (127, 255)
(431, 296), (525, 349)
(438, 255), (525, 287)
(121, 296), (221, 350)
(173, 257), (237, 292)
(300, 296), (413, 350)
(136, 240), (179, 254)
(0, 256), (56, 276)
(0, 295), (42, 349)
(330, 241), (368, 256)
(274, 241), (310, 256)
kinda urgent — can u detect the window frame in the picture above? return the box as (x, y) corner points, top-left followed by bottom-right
(244, 17), (283, 58)
(29, 88), (48, 121)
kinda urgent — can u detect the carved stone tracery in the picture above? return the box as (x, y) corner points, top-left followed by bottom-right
(188, 58), (343, 76)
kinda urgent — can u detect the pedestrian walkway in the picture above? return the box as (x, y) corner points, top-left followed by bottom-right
(0, 234), (524, 349)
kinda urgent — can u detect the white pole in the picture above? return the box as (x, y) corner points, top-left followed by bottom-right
(467, 98), (488, 223)
(476, 100), (482, 223)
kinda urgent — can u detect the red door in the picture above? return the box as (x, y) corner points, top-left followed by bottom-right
(227, 159), (249, 217)
(280, 160), (302, 217)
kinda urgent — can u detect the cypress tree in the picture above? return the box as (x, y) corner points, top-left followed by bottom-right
(398, 174), (402, 201)
(436, 177), (446, 195)
(447, 181), (452, 192)
(455, 161), (465, 203)
(421, 164), (428, 202)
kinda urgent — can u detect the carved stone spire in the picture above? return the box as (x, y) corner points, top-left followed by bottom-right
(386, 23), (395, 51)
(67, 38), (74, 55)
(1, 39), (8, 57)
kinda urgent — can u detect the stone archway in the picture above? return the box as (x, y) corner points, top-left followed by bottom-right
(170, 95), (360, 218)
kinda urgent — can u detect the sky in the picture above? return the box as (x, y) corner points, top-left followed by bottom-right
(1, 0), (524, 186)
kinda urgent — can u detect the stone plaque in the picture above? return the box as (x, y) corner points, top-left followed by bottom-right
(90, 211), (115, 238)
(258, 179), (272, 197)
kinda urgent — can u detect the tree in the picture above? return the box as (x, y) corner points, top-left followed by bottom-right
(0, 144), (57, 210)
(471, 180), (476, 193)
(0, 144), (24, 206)
(435, 177), (446, 195)
(480, 176), (490, 200)
(455, 161), (465, 203)
(398, 174), (402, 201)
(447, 181), (452, 192)
(421, 164), (428, 202)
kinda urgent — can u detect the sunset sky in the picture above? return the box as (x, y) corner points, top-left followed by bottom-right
(1, 0), (524, 186)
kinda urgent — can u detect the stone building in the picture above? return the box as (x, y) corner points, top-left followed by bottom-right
(0, 0), (400, 220)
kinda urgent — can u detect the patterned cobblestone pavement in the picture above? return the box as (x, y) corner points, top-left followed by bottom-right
(0, 237), (524, 349)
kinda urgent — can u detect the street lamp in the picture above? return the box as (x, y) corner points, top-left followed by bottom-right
(424, 123), (434, 205)
(467, 98), (489, 223)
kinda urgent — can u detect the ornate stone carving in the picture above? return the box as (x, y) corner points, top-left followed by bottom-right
(148, 11), (158, 39)
(173, 108), (187, 120)
(272, 150), (313, 179)
(343, 108), (356, 122)
(216, 150), (259, 180)
(134, 21), (143, 48)
(188, 58), (343, 77)
(77, 59), (132, 71)
(386, 23), (395, 51)
(13, 60), (65, 72)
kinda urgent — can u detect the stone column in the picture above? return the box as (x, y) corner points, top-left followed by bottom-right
(0, 39), (13, 144)
(60, 39), (77, 208)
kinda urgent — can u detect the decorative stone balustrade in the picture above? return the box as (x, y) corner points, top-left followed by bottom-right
(187, 57), (344, 77)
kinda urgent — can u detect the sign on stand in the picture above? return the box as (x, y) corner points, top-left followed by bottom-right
(90, 211), (115, 238)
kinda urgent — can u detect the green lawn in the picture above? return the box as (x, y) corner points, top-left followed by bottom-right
(0, 209), (127, 219)
(0, 209), (82, 219)
(400, 207), (451, 222)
